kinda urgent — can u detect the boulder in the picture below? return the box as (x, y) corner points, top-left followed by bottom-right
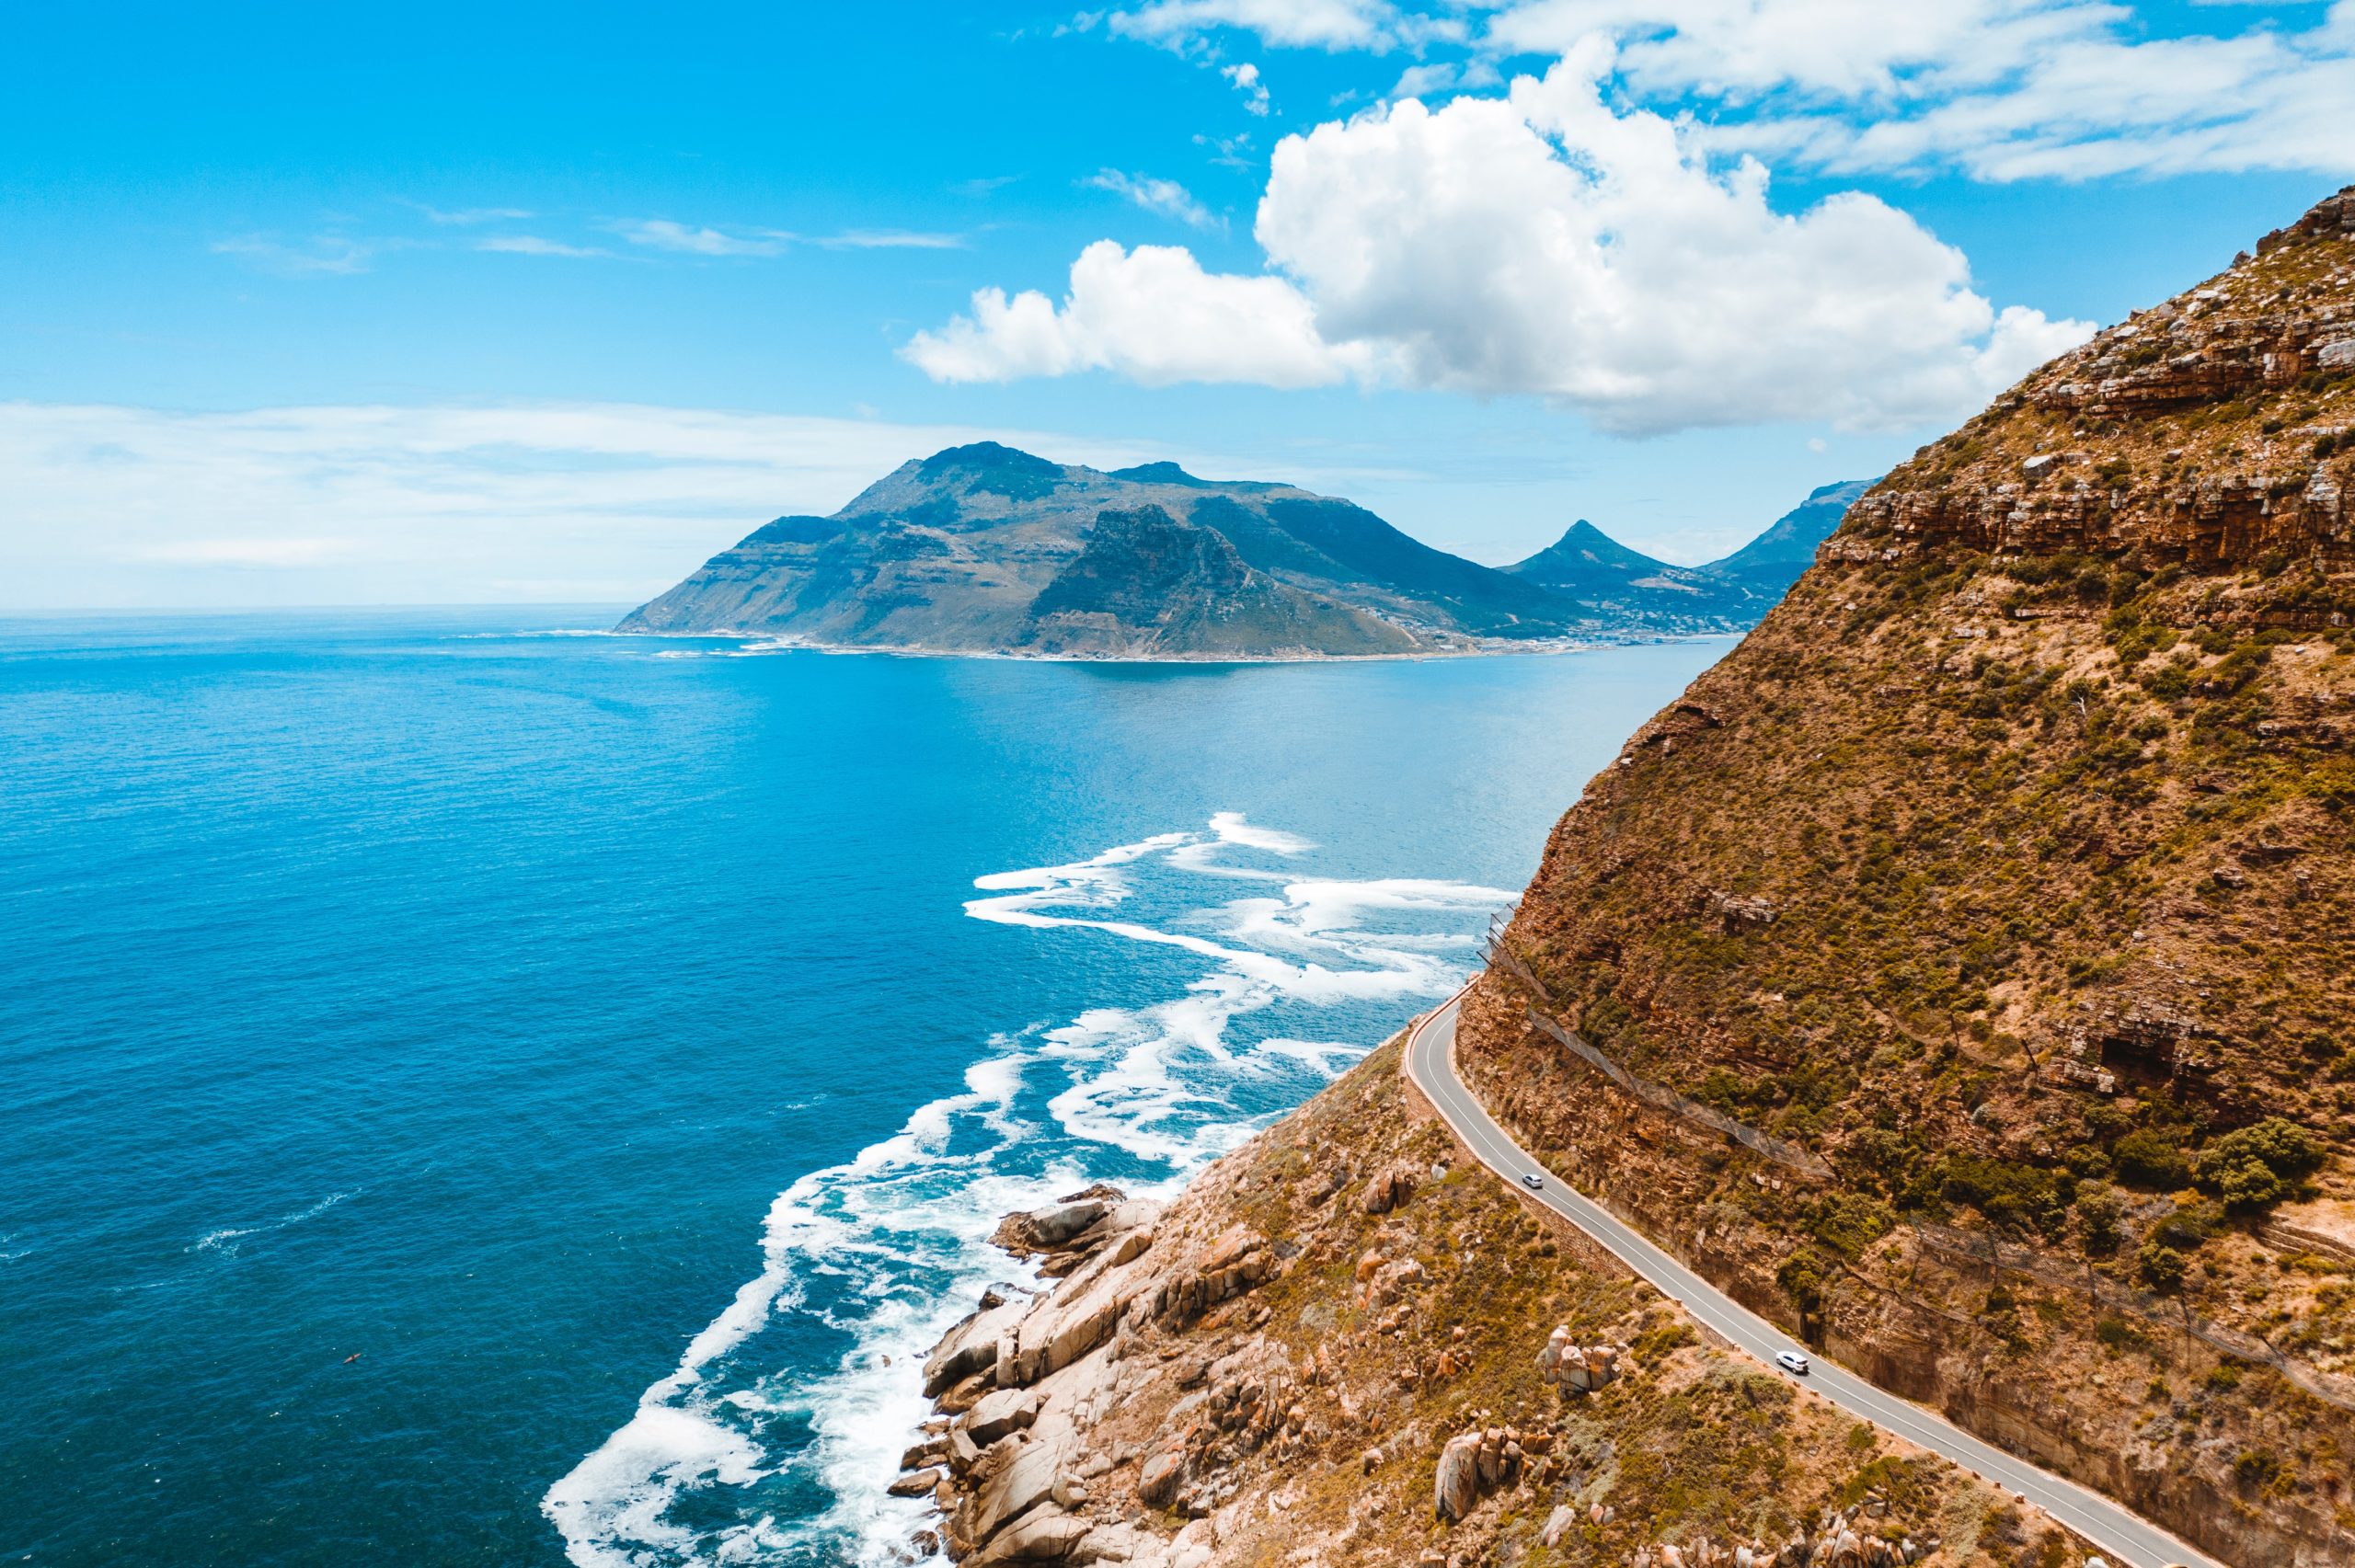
(1434, 1432), (1484, 1521)
(1543, 1504), (1577, 1548)
(966, 1505), (1095, 1567)
(1362, 1162), (1420, 1214)
(926, 1299), (1029, 1395)
(888, 1467), (942, 1497)
(964, 1421), (1078, 1547)
(1137, 1448), (1187, 1507)
(966, 1386), (1042, 1446)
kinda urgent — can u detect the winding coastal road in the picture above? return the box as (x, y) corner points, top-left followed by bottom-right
(1405, 985), (2225, 1568)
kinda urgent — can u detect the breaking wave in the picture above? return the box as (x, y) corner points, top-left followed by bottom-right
(544, 813), (1510, 1567)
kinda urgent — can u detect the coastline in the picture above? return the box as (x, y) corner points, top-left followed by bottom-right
(605, 625), (1748, 668)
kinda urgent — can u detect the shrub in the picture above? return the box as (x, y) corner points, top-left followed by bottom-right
(1776, 1252), (1830, 1315)
(2194, 1116), (2327, 1209)
(2114, 1128), (2192, 1189)
(2139, 1241), (2189, 1293)
(2074, 1184), (2124, 1254)
(2149, 1200), (2225, 1253)
(2094, 1314), (2145, 1352)
(1942, 1155), (2064, 1235)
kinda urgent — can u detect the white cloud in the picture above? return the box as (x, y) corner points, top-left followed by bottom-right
(1085, 169), (1223, 230)
(478, 235), (615, 258)
(1109, 0), (1409, 51)
(906, 48), (2089, 433)
(1097, 0), (2355, 181)
(0, 403), (1174, 609)
(614, 220), (793, 257)
(613, 220), (965, 256)
(902, 240), (1376, 389)
(1223, 61), (1273, 113)
(1479, 0), (2355, 180)
(815, 229), (968, 249)
(212, 234), (374, 277)
(413, 203), (536, 225)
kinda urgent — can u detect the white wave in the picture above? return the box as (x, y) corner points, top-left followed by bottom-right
(189, 1189), (357, 1258)
(546, 813), (1511, 1567)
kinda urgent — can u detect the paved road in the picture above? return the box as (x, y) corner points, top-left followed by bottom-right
(1405, 985), (2224, 1568)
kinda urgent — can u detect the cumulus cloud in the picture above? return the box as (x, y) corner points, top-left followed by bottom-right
(906, 48), (2090, 433)
(902, 241), (1377, 389)
(1086, 169), (1223, 229)
(0, 403), (1164, 609)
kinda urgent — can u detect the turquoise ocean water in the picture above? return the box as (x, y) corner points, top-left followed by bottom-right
(0, 610), (1722, 1565)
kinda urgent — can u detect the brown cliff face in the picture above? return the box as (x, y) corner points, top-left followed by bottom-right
(1460, 188), (2355, 1568)
(902, 1037), (2083, 1568)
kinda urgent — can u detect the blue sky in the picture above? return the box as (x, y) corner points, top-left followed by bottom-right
(5, 1), (2351, 607)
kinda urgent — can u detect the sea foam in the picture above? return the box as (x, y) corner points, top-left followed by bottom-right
(543, 813), (1509, 1567)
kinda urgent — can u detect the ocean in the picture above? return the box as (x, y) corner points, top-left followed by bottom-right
(0, 610), (1724, 1566)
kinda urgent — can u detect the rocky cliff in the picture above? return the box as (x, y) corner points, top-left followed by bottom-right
(617, 443), (1851, 658)
(897, 1036), (2087, 1568)
(1457, 187), (2355, 1567)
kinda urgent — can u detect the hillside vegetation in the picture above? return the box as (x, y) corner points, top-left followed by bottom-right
(1460, 186), (2355, 1568)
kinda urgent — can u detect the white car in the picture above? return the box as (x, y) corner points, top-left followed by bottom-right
(1521, 1173), (1545, 1190)
(1775, 1350), (1810, 1376)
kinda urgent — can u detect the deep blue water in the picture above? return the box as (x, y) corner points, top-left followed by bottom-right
(0, 610), (1722, 1566)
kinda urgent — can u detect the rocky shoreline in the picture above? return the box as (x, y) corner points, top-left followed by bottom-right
(883, 1037), (2077, 1568)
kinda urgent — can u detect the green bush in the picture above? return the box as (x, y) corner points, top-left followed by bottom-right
(2194, 1116), (2326, 1209)
(2074, 1184), (2124, 1253)
(1942, 1154), (2065, 1235)
(1777, 1252), (1830, 1315)
(2139, 1240), (2189, 1293)
(2114, 1128), (2192, 1189)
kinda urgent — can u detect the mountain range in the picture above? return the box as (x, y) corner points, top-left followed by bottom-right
(617, 447), (1866, 658)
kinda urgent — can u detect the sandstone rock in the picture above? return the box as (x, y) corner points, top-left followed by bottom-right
(927, 1299), (1029, 1395)
(1543, 1503), (1577, 1547)
(1361, 1161), (1420, 1214)
(965, 1505), (1094, 1567)
(966, 1386), (1043, 1446)
(940, 1371), (995, 1414)
(1434, 1431), (1484, 1521)
(887, 1466), (942, 1497)
(1138, 1448), (1187, 1507)
(964, 1420), (1078, 1546)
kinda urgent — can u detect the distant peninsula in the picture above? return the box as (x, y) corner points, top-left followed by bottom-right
(616, 442), (1866, 659)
